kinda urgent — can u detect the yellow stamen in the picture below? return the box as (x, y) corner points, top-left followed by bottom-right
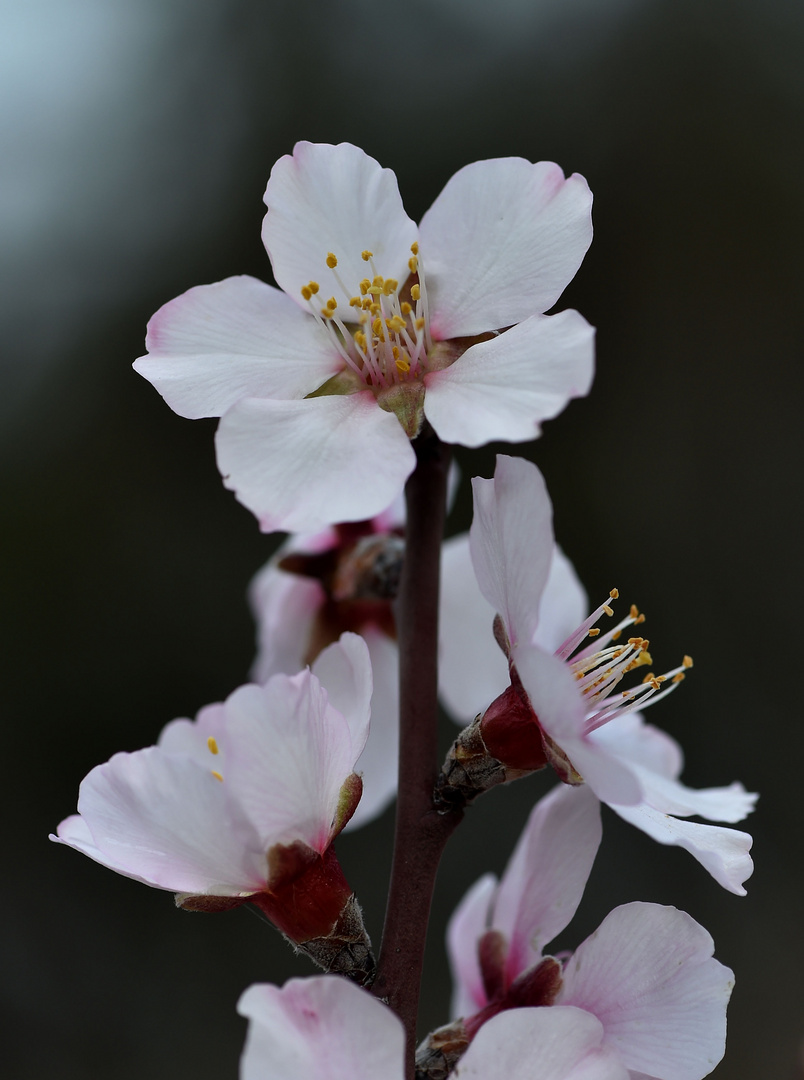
(326, 252), (338, 268)
(672, 672), (686, 684)
(301, 285), (312, 301)
(683, 655), (693, 668)
(408, 256), (418, 273)
(410, 284), (421, 301)
(308, 281), (319, 295)
(610, 588), (619, 599)
(207, 736), (219, 755)
(410, 242), (419, 255)
(383, 278), (399, 295)
(588, 627), (601, 637)
(603, 604), (614, 617)
(361, 250), (373, 261)
(211, 770), (224, 782)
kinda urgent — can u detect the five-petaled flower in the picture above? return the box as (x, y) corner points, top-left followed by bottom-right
(52, 633), (375, 977)
(134, 141), (594, 533)
(238, 973), (630, 1080)
(445, 454), (757, 893)
(443, 784), (734, 1080)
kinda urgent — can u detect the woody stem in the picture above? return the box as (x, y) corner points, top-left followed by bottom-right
(372, 428), (462, 1078)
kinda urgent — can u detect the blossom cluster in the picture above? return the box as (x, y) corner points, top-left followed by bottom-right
(53, 142), (755, 1079)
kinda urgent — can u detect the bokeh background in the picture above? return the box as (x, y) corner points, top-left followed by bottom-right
(3, 0), (802, 1076)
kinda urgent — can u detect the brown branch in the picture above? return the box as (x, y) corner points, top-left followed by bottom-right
(372, 428), (462, 1078)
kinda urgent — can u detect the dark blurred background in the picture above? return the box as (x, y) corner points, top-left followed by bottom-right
(3, 0), (802, 1076)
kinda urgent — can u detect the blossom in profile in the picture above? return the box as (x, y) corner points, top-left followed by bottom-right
(51, 633), (375, 978)
(445, 783), (734, 1080)
(249, 508), (405, 831)
(238, 974), (629, 1080)
(445, 454), (756, 893)
(134, 141), (594, 532)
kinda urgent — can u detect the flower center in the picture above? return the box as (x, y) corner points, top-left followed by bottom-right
(300, 244), (432, 390)
(555, 589), (693, 735)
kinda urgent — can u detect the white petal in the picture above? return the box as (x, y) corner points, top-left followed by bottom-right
(447, 873), (498, 1018)
(454, 1007), (629, 1080)
(54, 747), (268, 895)
(238, 976), (405, 1080)
(222, 672), (358, 854)
(248, 560), (323, 683)
(262, 142), (417, 319)
(439, 533), (509, 725)
(344, 627), (400, 831)
(157, 702), (228, 765)
(515, 647), (643, 806)
(590, 713), (683, 781)
(469, 456), (554, 649)
(609, 802), (754, 895)
(494, 785), (602, 981)
(215, 392), (416, 533)
(311, 632), (373, 763)
(632, 767), (758, 824)
(133, 277), (339, 417)
(419, 157), (593, 338)
(424, 310), (594, 448)
(559, 903), (733, 1080)
(534, 547), (589, 654)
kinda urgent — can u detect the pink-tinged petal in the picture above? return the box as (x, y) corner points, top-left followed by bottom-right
(222, 672), (357, 855)
(559, 903), (733, 1080)
(469, 456), (554, 648)
(262, 142), (417, 319)
(454, 1006), (629, 1080)
(133, 277), (339, 417)
(157, 703), (228, 764)
(447, 873), (498, 1017)
(238, 976), (405, 1080)
(248, 561), (323, 683)
(439, 534), (509, 725)
(494, 785), (602, 983)
(515, 647), (643, 806)
(344, 627), (400, 831)
(311, 632), (373, 763)
(424, 310), (594, 448)
(631, 767), (758, 823)
(215, 392), (416, 534)
(609, 802), (754, 895)
(419, 158), (593, 339)
(53, 748), (268, 895)
(51, 814), (159, 886)
(534, 547), (589, 654)
(590, 713), (684, 781)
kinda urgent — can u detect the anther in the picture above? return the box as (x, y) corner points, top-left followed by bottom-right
(642, 671), (656, 684)
(629, 604), (639, 619)
(308, 281), (320, 294)
(361, 250), (373, 261)
(383, 278), (398, 295)
(211, 771), (224, 782)
(588, 627), (601, 637)
(360, 278), (371, 295)
(683, 655), (693, 668)
(301, 285), (312, 300)
(610, 588), (619, 599)
(326, 253), (338, 268)
(408, 256), (418, 273)
(410, 242), (419, 255)
(410, 284), (421, 301)
(672, 672), (686, 684)
(603, 604), (614, 617)
(207, 736), (219, 755)
(401, 302), (412, 314)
